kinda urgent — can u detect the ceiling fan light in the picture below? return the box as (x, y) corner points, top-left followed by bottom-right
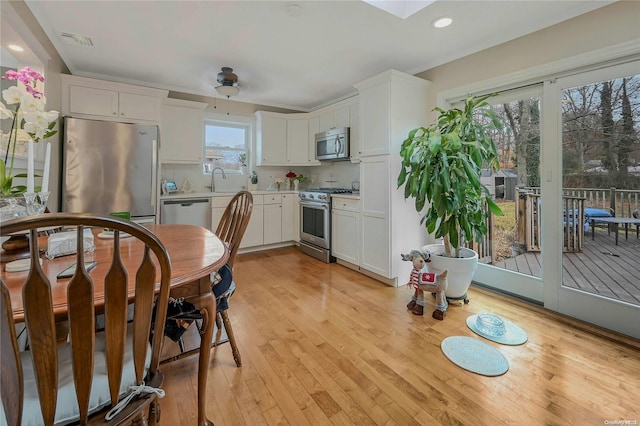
(215, 85), (239, 97)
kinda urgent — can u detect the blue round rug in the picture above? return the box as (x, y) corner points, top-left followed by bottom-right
(441, 336), (509, 376)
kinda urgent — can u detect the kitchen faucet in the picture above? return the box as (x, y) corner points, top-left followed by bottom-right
(207, 166), (227, 192)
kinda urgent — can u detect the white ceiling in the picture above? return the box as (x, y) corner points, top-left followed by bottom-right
(25, 0), (612, 112)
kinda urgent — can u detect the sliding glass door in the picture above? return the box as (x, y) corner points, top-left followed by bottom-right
(542, 60), (640, 338)
(472, 87), (546, 303)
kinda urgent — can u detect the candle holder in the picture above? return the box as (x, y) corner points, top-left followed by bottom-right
(24, 191), (50, 216)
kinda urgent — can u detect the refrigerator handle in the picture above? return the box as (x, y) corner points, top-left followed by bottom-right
(151, 139), (158, 207)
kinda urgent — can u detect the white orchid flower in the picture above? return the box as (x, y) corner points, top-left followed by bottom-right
(18, 93), (44, 113)
(23, 120), (47, 141)
(0, 102), (14, 120)
(2, 86), (27, 105)
(42, 110), (59, 122)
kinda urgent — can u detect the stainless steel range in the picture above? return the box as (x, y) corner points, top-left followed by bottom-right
(298, 188), (353, 263)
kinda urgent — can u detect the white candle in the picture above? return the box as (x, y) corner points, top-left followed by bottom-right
(27, 140), (34, 193)
(42, 142), (51, 193)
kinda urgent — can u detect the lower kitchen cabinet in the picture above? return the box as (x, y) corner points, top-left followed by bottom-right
(263, 194), (283, 245)
(210, 192), (297, 249)
(241, 204), (264, 248)
(331, 197), (360, 265)
(281, 193), (298, 242)
(213, 194), (265, 248)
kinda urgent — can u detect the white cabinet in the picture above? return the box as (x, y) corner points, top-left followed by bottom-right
(200, 192), (298, 250)
(256, 112), (314, 166)
(356, 80), (390, 156)
(331, 196), (360, 265)
(212, 194), (264, 248)
(212, 194), (265, 248)
(211, 195), (234, 231)
(286, 118), (310, 165)
(354, 70), (431, 286)
(160, 98), (207, 164)
(256, 113), (287, 165)
(281, 193), (298, 242)
(62, 75), (167, 123)
(242, 204), (264, 248)
(318, 103), (351, 133)
(68, 85), (118, 117)
(263, 194), (283, 245)
(307, 116), (320, 165)
(349, 102), (360, 162)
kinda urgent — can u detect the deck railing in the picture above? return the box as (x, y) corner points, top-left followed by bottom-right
(515, 190), (586, 253)
(473, 187), (638, 262)
(522, 187), (639, 218)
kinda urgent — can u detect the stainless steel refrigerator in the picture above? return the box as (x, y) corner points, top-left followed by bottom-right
(62, 118), (158, 223)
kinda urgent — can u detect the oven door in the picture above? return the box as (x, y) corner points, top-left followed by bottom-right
(299, 200), (330, 249)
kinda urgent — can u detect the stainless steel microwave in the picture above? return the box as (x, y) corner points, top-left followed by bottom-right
(315, 127), (350, 161)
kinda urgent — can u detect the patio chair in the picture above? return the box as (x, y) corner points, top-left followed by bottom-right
(0, 213), (172, 425)
(584, 207), (614, 235)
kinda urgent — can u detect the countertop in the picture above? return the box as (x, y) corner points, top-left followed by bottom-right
(330, 193), (360, 200)
(160, 190), (360, 201)
(160, 190), (298, 200)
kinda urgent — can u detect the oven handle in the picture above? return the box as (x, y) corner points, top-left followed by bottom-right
(299, 201), (330, 210)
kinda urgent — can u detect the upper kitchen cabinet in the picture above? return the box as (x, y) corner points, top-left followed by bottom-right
(256, 111), (314, 166)
(354, 71), (429, 157)
(160, 98), (208, 164)
(316, 96), (356, 133)
(315, 96), (360, 162)
(61, 75), (168, 123)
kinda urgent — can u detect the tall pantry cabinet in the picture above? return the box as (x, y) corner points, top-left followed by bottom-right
(354, 70), (430, 287)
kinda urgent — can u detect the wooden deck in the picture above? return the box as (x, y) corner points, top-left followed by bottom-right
(492, 227), (640, 305)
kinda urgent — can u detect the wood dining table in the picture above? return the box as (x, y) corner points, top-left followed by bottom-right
(0, 223), (228, 426)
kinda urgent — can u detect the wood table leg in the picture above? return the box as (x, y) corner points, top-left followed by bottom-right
(195, 290), (216, 426)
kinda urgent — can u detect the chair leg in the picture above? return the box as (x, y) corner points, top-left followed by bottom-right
(214, 313), (223, 343)
(220, 310), (242, 367)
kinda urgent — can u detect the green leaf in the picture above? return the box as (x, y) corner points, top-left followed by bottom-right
(486, 197), (504, 216)
(397, 167), (407, 188)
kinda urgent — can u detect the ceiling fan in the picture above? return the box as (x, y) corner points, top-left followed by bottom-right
(215, 67), (239, 97)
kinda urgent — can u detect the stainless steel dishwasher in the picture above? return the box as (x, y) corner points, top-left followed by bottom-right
(160, 198), (212, 229)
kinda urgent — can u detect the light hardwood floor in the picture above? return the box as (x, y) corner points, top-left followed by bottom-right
(158, 247), (640, 426)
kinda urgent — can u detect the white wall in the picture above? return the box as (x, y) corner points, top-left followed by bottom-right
(416, 1), (640, 116)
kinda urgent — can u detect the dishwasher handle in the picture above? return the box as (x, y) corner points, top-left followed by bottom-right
(163, 198), (210, 207)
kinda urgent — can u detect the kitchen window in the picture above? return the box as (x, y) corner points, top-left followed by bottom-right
(203, 119), (250, 174)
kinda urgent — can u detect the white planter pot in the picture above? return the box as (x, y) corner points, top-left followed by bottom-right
(422, 244), (478, 301)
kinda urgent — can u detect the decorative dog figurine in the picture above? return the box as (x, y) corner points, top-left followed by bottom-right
(401, 249), (448, 320)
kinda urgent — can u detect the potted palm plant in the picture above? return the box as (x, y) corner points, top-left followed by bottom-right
(397, 95), (504, 302)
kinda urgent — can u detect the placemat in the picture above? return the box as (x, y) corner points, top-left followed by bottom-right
(441, 336), (509, 376)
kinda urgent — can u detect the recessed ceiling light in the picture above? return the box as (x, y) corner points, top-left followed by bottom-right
(8, 44), (24, 52)
(363, 0), (436, 19)
(433, 17), (452, 28)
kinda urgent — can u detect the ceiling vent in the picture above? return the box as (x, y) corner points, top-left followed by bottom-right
(60, 32), (94, 47)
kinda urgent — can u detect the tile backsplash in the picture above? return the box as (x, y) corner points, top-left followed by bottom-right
(161, 160), (360, 193)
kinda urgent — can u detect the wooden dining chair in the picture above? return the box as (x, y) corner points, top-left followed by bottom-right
(0, 213), (172, 425)
(211, 190), (253, 367)
(168, 191), (253, 367)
